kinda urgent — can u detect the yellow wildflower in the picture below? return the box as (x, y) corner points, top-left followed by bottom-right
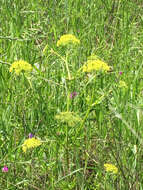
(104, 163), (118, 174)
(22, 138), (42, 153)
(55, 111), (82, 127)
(83, 58), (110, 72)
(118, 80), (127, 88)
(57, 34), (80, 47)
(9, 60), (33, 75)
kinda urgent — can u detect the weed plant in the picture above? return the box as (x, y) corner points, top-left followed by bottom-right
(0, 0), (143, 189)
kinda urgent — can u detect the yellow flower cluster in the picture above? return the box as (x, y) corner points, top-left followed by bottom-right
(57, 34), (80, 47)
(83, 59), (110, 72)
(9, 60), (33, 75)
(22, 138), (42, 153)
(104, 163), (118, 174)
(118, 80), (127, 88)
(55, 111), (82, 127)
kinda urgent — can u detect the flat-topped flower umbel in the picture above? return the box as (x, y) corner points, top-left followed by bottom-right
(57, 34), (80, 46)
(118, 80), (127, 88)
(83, 58), (110, 72)
(22, 137), (42, 153)
(104, 163), (118, 174)
(9, 60), (33, 75)
(55, 111), (82, 127)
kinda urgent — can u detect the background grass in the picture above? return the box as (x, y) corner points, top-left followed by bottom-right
(0, 0), (143, 189)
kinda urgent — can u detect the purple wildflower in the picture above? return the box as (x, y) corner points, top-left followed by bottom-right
(2, 166), (8, 172)
(119, 72), (123, 75)
(70, 92), (77, 99)
(28, 133), (34, 138)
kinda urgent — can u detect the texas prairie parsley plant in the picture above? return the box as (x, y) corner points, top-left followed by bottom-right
(118, 80), (128, 88)
(57, 34), (80, 47)
(82, 55), (110, 72)
(9, 60), (33, 75)
(22, 137), (42, 153)
(55, 111), (82, 127)
(104, 163), (118, 174)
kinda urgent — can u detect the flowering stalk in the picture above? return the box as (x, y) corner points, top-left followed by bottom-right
(66, 124), (69, 172)
(66, 92), (70, 172)
(50, 49), (71, 80)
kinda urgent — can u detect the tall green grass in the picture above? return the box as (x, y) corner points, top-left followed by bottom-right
(0, 0), (143, 189)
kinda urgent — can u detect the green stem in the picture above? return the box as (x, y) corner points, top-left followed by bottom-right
(51, 49), (71, 80)
(66, 124), (69, 172)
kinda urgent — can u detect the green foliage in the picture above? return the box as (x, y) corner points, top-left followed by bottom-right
(0, 0), (143, 189)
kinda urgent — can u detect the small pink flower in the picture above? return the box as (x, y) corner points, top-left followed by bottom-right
(2, 166), (8, 172)
(119, 72), (123, 75)
(70, 92), (77, 99)
(28, 133), (34, 138)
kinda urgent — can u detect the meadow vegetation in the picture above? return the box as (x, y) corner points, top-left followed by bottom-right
(0, 0), (143, 189)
